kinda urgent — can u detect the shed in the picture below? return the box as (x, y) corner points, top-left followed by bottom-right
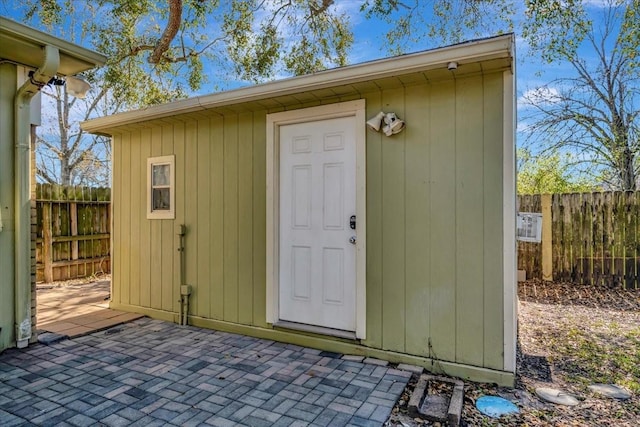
(0, 17), (106, 351)
(83, 34), (517, 385)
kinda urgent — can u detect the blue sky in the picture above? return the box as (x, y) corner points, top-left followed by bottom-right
(0, 1), (619, 148)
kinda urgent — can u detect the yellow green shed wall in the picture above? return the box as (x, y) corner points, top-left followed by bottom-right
(110, 70), (511, 382)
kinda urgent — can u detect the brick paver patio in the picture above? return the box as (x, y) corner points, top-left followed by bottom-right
(0, 318), (412, 426)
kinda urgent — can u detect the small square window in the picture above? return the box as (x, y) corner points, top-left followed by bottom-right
(147, 155), (175, 219)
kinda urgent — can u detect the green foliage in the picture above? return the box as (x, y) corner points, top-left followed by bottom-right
(9, 0), (355, 108)
(359, 0), (514, 54)
(521, 1), (639, 191)
(524, 0), (639, 66)
(523, 0), (590, 63)
(558, 325), (640, 393)
(5, 0), (636, 189)
(517, 149), (601, 194)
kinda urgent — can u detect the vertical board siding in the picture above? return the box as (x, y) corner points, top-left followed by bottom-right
(381, 87), (406, 353)
(112, 134), (122, 306)
(364, 91), (384, 350)
(252, 111), (268, 328)
(482, 73), (505, 370)
(184, 121), (199, 312)
(139, 129), (152, 308)
(238, 112), (254, 325)
(517, 192), (640, 288)
(428, 80), (458, 363)
(129, 131), (142, 307)
(120, 133), (131, 306)
(404, 83), (431, 357)
(112, 71), (508, 372)
(173, 122), (186, 313)
(161, 124), (174, 312)
(223, 115), (240, 323)
(149, 127), (163, 310)
(196, 118), (211, 318)
(210, 116), (225, 320)
(455, 75), (485, 367)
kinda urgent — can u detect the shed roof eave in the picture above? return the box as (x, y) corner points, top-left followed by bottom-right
(82, 33), (514, 134)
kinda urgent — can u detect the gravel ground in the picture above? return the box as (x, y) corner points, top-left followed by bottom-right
(387, 280), (640, 426)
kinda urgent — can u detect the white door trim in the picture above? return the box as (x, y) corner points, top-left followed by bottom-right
(266, 100), (366, 339)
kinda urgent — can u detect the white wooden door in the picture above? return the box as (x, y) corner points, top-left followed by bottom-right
(279, 116), (357, 331)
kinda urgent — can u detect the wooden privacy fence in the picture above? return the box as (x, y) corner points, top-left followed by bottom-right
(36, 184), (111, 282)
(518, 192), (640, 289)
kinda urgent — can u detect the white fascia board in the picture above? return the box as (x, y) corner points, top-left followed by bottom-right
(82, 34), (513, 134)
(0, 17), (107, 69)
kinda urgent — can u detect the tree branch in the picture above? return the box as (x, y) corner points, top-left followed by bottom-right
(149, 0), (183, 63)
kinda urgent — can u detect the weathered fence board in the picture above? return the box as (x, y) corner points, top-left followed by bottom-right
(517, 194), (542, 279)
(36, 184), (111, 282)
(518, 191), (640, 289)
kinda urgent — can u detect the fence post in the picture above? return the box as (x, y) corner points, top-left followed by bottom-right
(542, 194), (553, 281)
(42, 203), (53, 283)
(70, 202), (79, 261)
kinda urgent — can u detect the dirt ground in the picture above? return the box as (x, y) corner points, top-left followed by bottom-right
(388, 280), (640, 426)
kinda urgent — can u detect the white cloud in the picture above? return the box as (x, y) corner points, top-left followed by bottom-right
(518, 86), (562, 107)
(583, 0), (611, 7)
(516, 121), (533, 134)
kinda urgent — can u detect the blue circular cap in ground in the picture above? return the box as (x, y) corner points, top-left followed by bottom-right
(476, 396), (519, 418)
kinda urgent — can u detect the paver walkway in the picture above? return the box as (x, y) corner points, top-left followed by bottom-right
(37, 281), (143, 338)
(0, 318), (411, 426)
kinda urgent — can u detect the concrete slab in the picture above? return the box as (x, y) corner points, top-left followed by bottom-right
(535, 387), (579, 406)
(588, 384), (632, 400)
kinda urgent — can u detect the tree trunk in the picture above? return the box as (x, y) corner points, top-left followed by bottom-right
(621, 147), (636, 191)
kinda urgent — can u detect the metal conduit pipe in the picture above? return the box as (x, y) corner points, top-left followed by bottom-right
(14, 45), (59, 348)
(177, 224), (191, 326)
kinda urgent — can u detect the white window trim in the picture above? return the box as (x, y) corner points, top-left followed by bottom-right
(266, 100), (367, 339)
(147, 155), (175, 220)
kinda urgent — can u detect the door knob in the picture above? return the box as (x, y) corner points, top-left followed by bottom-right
(349, 236), (357, 244)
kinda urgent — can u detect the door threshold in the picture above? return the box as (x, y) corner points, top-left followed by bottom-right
(273, 320), (357, 340)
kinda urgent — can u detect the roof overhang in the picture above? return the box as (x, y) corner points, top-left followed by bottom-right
(83, 34), (514, 135)
(0, 17), (107, 76)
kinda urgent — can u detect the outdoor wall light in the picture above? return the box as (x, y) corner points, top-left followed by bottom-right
(382, 112), (405, 136)
(366, 111), (406, 136)
(447, 61), (458, 70)
(28, 71), (92, 98)
(66, 75), (91, 99)
(366, 111), (385, 131)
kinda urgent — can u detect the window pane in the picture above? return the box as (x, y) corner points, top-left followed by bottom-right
(152, 188), (171, 210)
(152, 164), (170, 186)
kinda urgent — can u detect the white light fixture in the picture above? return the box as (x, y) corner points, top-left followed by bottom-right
(447, 61), (458, 71)
(367, 111), (406, 136)
(366, 111), (385, 132)
(382, 112), (405, 136)
(66, 75), (91, 99)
